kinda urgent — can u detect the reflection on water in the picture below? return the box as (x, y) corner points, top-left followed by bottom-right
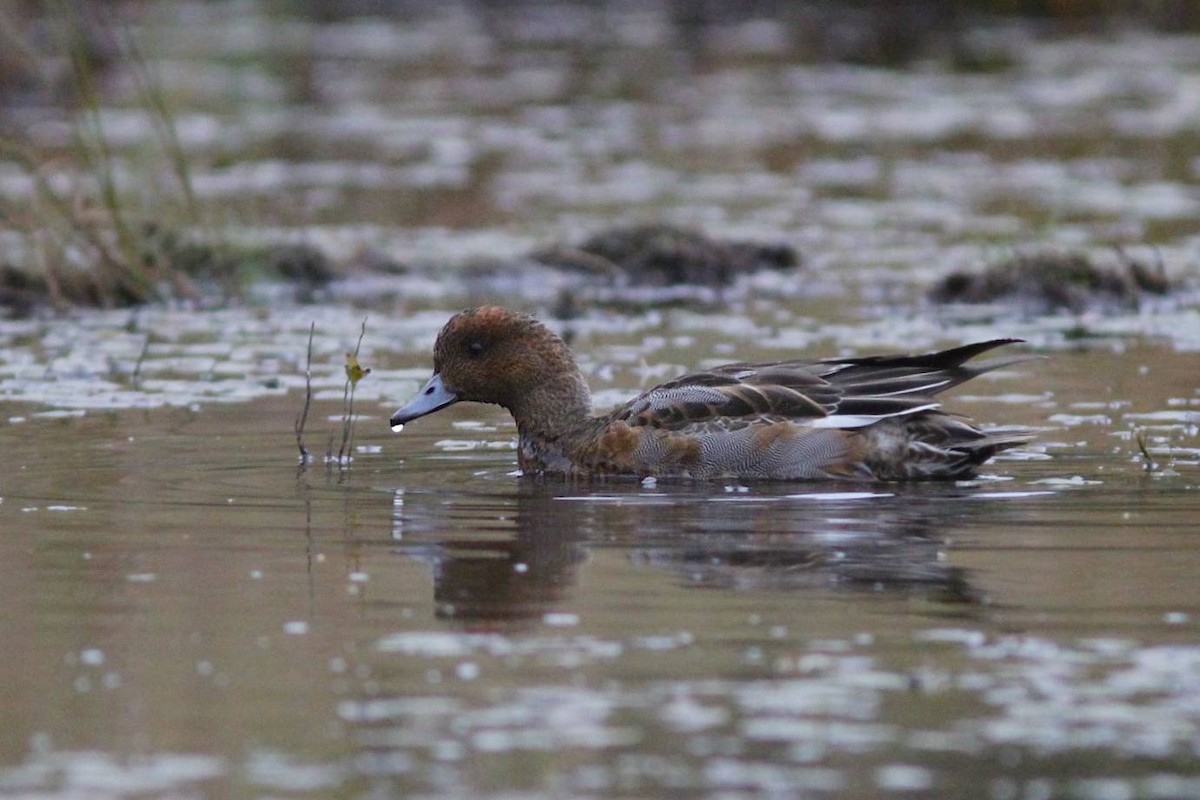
(391, 488), (588, 622)
(390, 484), (989, 625)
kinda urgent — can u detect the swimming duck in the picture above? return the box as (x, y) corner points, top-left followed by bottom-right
(390, 306), (1033, 481)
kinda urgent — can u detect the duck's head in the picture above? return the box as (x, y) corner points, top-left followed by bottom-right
(390, 306), (581, 429)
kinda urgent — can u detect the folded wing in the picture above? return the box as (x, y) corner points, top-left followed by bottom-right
(611, 338), (1027, 432)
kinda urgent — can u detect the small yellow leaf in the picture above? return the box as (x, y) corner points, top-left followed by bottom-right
(345, 353), (371, 387)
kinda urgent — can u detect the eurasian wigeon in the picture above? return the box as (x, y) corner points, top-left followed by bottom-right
(390, 306), (1033, 481)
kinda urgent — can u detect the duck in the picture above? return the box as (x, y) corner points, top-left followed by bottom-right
(390, 306), (1033, 481)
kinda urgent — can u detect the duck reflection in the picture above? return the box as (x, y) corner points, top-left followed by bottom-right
(391, 481), (988, 623)
(390, 485), (588, 622)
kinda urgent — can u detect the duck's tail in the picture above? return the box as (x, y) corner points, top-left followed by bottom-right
(860, 416), (1035, 481)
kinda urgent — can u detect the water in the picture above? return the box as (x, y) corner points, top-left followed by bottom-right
(2, 333), (1199, 798)
(3, 2), (1200, 798)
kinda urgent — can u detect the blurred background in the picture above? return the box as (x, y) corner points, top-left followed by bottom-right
(3, 6), (1200, 800)
(2, 0), (1198, 312)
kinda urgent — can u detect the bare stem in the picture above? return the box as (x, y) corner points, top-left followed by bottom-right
(337, 318), (369, 466)
(295, 322), (315, 463)
(1135, 430), (1158, 472)
(132, 336), (150, 390)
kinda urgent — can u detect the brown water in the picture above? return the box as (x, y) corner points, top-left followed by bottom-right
(2, 332), (1199, 799)
(3, 2), (1200, 798)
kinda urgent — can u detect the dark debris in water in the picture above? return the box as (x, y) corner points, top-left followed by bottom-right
(139, 228), (347, 305)
(0, 263), (53, 318)
(453, 224), (804, 313)
(930, 249), (1174, 314)
(531, 224), (801, 289)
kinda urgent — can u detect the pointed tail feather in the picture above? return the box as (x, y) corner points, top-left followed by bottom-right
(830, 341), (1039, 398)
(952, 427), (1037, 457)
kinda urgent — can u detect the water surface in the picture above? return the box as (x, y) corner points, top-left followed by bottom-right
(3, 335), (1199, 798)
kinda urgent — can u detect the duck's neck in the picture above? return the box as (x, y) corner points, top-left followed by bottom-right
(508, 371), (594, 474)
(509, 371), (593, 438)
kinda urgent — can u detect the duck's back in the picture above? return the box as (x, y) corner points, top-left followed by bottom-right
(575, 339), (1033, 481)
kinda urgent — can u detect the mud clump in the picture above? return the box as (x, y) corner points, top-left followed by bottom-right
(931, 250), (1172, 314)
(258, 243), (339, 303)
(0, 264), (52, 318)
(532, 224), (800, 288)
(142, 231), (340, 300)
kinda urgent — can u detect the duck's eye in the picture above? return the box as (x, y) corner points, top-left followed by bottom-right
(466, 341), (484, 358)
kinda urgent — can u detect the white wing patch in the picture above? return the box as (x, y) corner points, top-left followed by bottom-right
(807, 402), (941, 429)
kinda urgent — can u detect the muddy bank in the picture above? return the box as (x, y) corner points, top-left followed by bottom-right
(2, 223), (800, 315)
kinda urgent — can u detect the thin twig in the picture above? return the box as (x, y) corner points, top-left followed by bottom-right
(294, 322), (315, 463)
(131, 336), (150, 390)
(337, 317), (370, 466)
(1135, 430), (1159, 472)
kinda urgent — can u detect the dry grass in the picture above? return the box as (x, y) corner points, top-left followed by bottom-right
(0, 3), (208, 311)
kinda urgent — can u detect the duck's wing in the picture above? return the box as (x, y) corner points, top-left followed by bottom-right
(611, 339), (1027, 432)
(611, 367), (831, 431)
(815, 338), (1028, 398)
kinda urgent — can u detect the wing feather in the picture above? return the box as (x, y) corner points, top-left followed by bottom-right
(609, 339), (1029, 434)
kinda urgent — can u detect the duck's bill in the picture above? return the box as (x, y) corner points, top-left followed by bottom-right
(390, 373), (458, 430)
